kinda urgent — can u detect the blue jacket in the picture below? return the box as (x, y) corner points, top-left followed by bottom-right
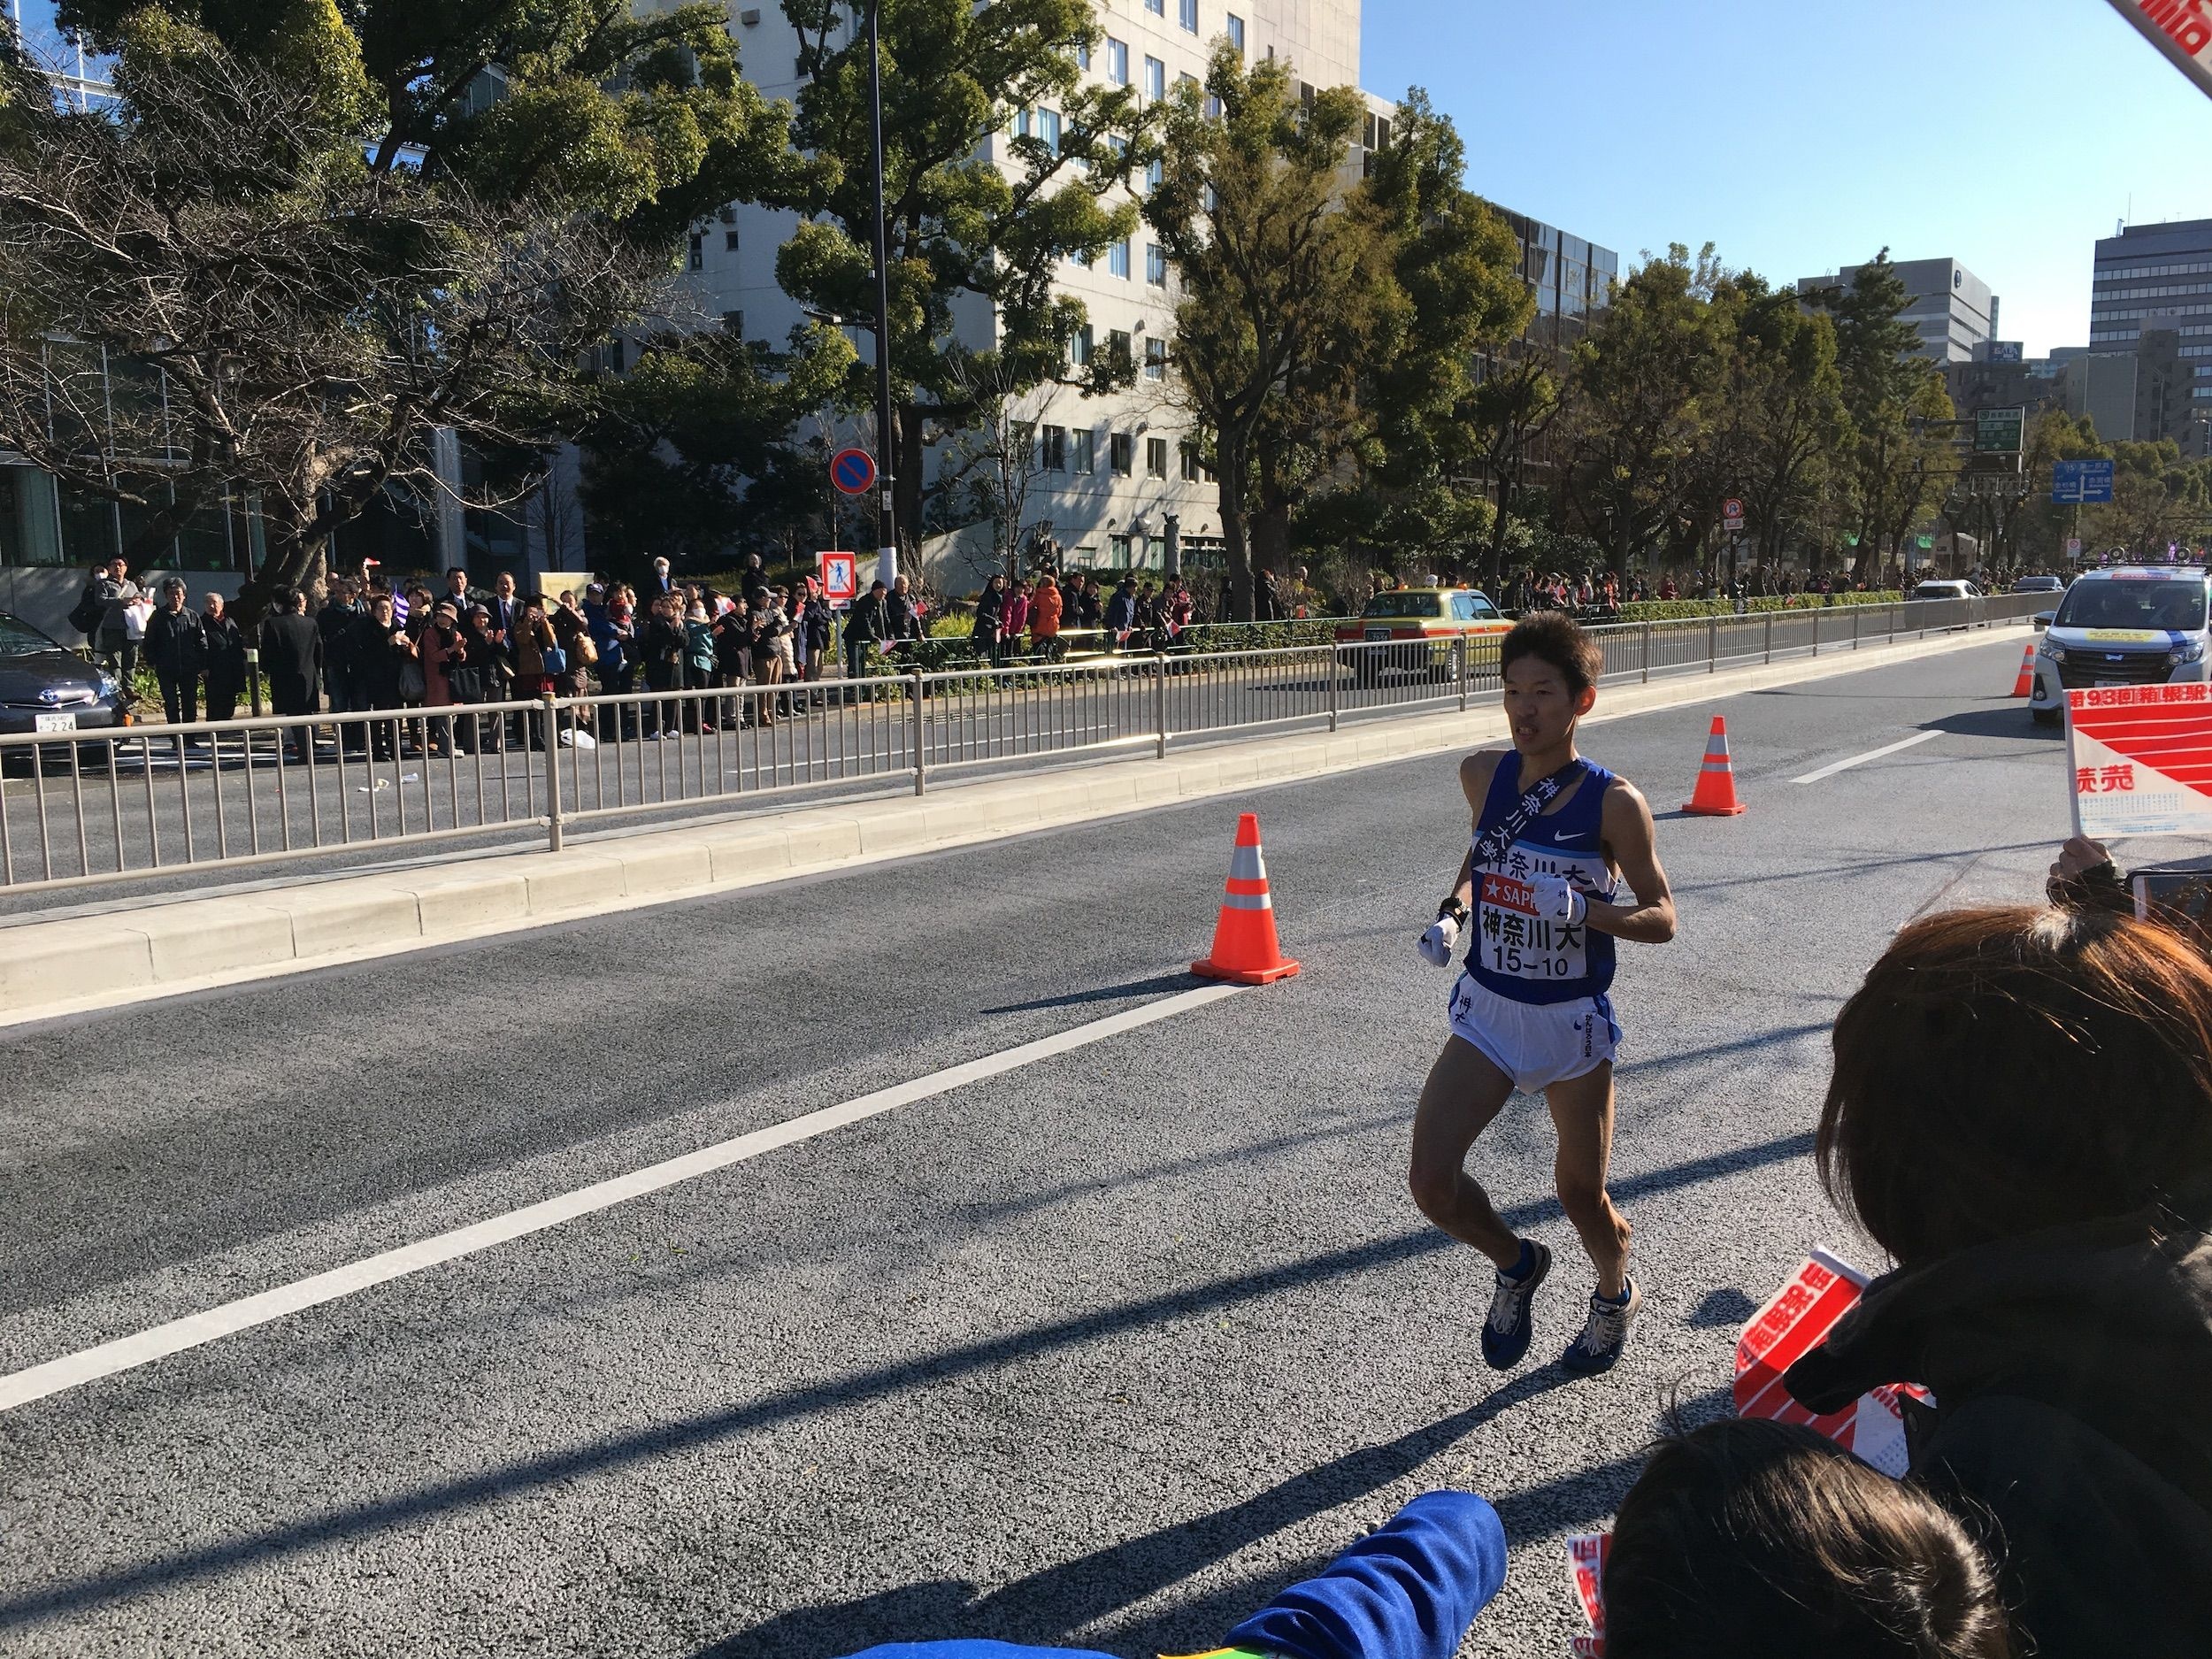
(837, 1492), (1506, 1659)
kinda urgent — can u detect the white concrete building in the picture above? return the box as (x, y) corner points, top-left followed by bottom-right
(685, 0), (1377, 592)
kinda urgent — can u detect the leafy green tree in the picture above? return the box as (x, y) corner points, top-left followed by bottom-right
(57, 0), (793, 231)
(1805, 250), (1954, 580)
(1557, 244), (1728, 571)
(1463, 357), (1560, 593)
(577, 325), (854, 574)
(764, 0), (1143, 563)
(1717, 278), (1850, 570)
(1290, 93), (1530, 587)
(1143, 47), (1366, 618)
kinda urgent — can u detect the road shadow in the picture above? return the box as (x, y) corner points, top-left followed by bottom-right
(984, 973), (1200, 1015)
(1685, 1287), (1760, 1329)
(1918, 709), (2063, 742)
(708, 1371), (1575, 1659)
(0, 1138), (1809, 1630)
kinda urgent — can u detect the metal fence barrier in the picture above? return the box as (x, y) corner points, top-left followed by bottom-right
(0, 594), (2044, 893)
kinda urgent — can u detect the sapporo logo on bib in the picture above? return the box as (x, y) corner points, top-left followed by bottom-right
(1478, 842), (1610, 982)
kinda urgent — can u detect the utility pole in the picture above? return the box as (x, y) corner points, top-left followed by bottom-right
(867, 0), (898, 593)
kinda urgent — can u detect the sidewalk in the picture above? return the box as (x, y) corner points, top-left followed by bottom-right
(0, 626), (2019, 1030)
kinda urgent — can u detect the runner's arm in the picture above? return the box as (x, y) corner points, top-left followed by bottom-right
(1586, 781), (1677, 944)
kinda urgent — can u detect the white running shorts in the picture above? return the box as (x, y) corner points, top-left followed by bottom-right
(1447, 972), (1621, 1094)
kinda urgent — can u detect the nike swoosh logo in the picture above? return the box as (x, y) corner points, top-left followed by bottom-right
(1551, 831), (1578, 842)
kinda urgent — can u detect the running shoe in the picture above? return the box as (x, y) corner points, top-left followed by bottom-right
(1562, 1279), (1642, 1378)
(1479, 1240), (1552, 1371)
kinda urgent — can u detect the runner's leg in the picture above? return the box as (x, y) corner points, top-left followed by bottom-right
(1409, 1036), (1523, 1271)
(1544, 1062), (1630, 1298)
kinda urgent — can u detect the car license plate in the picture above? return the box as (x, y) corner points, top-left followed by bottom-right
(1364, 627), (1391, 641)
(33, 711), (75, 733)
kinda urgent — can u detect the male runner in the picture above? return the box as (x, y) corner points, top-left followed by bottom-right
(1409, 611), (1677, 1377)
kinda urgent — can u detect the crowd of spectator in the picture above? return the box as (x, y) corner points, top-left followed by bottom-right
(72, 556), (906, 755)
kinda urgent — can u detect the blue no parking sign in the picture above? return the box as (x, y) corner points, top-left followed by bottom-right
(830, 448), (878, 496)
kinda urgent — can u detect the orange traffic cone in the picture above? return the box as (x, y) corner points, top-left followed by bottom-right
(1681, 716), (1747, 817)
(1193, 813), (1302, 985)
(2009, 640), (2037, 698)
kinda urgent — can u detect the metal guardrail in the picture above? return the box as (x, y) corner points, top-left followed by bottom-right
(0, 595), (2043, 894)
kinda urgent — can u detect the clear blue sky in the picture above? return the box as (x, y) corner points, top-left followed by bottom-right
(1361, 0), (2211, 357)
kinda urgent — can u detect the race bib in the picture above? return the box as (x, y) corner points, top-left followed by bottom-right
(1476, 839), (1614, 984)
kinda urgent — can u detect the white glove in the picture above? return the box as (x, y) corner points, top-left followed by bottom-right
(1528, 872), (1589, 926)
(1417, 915), (1459, 968)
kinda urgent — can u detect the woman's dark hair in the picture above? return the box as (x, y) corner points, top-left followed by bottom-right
(1820, 905), (2212, 1267)
(1606, 1418), (2011, 1659)
(1500, 611), (1603, 695)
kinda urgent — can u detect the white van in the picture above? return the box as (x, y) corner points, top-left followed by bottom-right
(2030, 565), (2212, 725)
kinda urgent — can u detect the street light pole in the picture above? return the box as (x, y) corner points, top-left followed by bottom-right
(867, 0), (898, 592)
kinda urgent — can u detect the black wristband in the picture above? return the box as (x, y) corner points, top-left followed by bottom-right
(1438, 896), (1470, 926)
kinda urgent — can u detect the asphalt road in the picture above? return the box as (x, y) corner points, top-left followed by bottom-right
(0, 634), (2116, 1657)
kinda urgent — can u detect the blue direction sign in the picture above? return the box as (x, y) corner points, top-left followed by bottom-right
(2052, 458), (2115, 504)
(830, 447), (878, 496)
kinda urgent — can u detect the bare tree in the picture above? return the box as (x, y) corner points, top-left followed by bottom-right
(0, 39), (662, 620)
(941, 350), (1061, 585)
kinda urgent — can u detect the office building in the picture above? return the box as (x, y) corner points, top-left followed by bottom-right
(1942, 326), (2208, 459)
(2091, 220), (2212, 434)
(1796, 257), (1998, 365)
(1482, 204), (1618, 357)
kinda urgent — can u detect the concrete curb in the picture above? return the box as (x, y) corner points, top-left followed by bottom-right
(0, 626), (2022, 1030)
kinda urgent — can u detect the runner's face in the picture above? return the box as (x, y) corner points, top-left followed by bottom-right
(1502, 656), (1592, 752)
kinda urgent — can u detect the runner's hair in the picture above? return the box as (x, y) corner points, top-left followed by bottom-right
(1820, 905), (2212, 1267)
(1501, 611), (1603, 695)
(1605, 1417), (2011, 1658)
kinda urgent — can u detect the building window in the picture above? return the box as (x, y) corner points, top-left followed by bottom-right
(1041, 425), (1068, 472)
(1146, 157), (1164, 195)
(1070, 323), (1094, 365)
(1179, 0), (1198, 30)
(1075, 39), (1089, 70)
(1179, 441), (1201, 480)
(1038, 108), (1061, 156)
(1109, 239), (1131, 278)
(1204, 93), (1222, 119)
(1145, 337), (1167, 379)
(1146, 436), (1168, 477)
(1106, 36), (1128, 84)
(1148, 535), (1167, 567)
(1110, 432), (1133, 475)
(687, 233), (704, 271)
(1110, 533), (1133, 565)
(1108, 329), (1133, 371)
(723, 228), (740, 251)
(722, 311), (745, 338)
(1225, 12), (1244, 51)
(1144, 55), (1165, 101)
(1146, 244), (1167, 287)
(1145, 0), (1164, 13)
(1073, 429), (1095, 473)
(1179, 72), (1200, 96)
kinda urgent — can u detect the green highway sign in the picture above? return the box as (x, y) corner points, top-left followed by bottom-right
(1916, 534), (1934, 549)
(1974, 406), (2025, 453)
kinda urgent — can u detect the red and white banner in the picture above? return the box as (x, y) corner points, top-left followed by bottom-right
(2106, 1), (2212, 100)
(1734, 1249), (1930, 1479)
(2066, 682), (2212, 838)
(1563, 1532), (1609, 1656)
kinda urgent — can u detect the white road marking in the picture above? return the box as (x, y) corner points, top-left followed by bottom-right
(1790, 729), (1943, 785)
(0, 980), (1244, 1416)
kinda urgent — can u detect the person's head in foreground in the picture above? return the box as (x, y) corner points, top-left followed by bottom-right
(1605, 1417), (2010, 1659)
(1498, 611), (1601, 757)
(1818, 903), (2212, 1269)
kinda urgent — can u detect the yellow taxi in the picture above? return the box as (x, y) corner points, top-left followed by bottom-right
(1334, 587), (1510, 683)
